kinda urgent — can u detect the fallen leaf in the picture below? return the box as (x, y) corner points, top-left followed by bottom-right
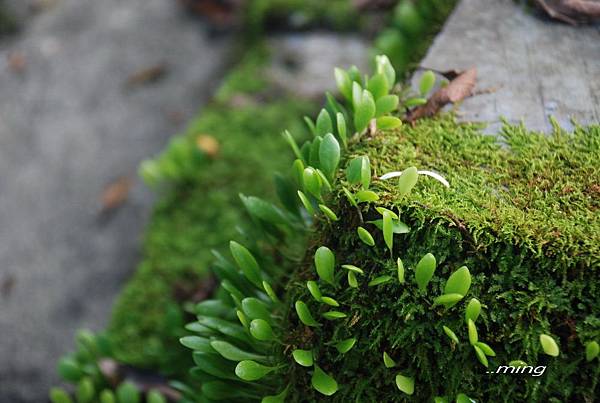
(533, 0), (600, 25)
(125, 63), (167, 88)
(100, 176), (132, 212)
(196, 134), (220, 158)
(177, 0), (240, 26)
(417, 67), (462, 81)
(1, 274), (15, 298)
(7, 52), (26, 74)
(405, 67), (477, 123)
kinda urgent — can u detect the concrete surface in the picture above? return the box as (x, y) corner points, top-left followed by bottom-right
(414, 0), (600, 133)
(0, 0), (231, 400)
(267, 32), (369, 99)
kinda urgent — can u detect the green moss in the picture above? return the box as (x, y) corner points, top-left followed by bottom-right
(0, 1), (18, 35)
(107, 51), (314, 373)
(283, 116), (600, 402)
(244, 0), (359, 37)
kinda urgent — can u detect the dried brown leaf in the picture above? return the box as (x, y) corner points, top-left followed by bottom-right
(196, 134), (220, 158)
(405, 67), (477, 123)
(125, 64), (167, 88)
(534, 0), (600, 24)
(100, 176), (132, 212)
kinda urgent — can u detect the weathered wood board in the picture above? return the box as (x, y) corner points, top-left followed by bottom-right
(415, 0), (600, 132)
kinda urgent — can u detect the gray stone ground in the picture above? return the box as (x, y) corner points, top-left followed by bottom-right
(414, 0), (600, 133)
(0, 0), (231, 400)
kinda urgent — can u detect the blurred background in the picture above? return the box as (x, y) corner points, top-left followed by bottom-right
(2, 0), (596, 401)
(0, 0), (453, 400)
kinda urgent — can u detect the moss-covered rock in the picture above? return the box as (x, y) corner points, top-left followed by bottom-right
(106, 50), (313, 373)
(179, 57), (599, 402)
(281, 117), (600, 402)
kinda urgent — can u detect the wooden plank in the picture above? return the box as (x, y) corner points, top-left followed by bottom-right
(415, 0), (600, 132)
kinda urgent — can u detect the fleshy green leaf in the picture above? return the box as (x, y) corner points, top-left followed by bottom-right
(396, 166), (419, 198)
(356, 190), (379, 203)
(346, 156), (370, 188)
(367, 73), (389, 100)
(336, 113), (347, 148)
(303, 167), (322, 199)
(321, 296), (339, 307)
(475, 342), (496, 357)
(468, 319), (478, 345)
(235, 360), (275, 381)
(147, 390), (166, 403)
(322, 311), (347, 320)
(292, 159), (304, 187)
(249, 319), (275, 341)
(57, 357), (83, 382)
(375, 94), (399, 116)
(473, 344), (488, 367)
(375, 207), (398, 219)
(405, 97), (427, 107)
(307, 281), (322, 301)
(360, 156), (371, 188)
(336, 338), (357, 354)
(316, 109), (333, 136)
(319, 204), (339, 221)
(315, 246), (335, 285)
(354, 89), (376, 133)
(375, 55), (395, 89)
(508, 360), (528, 367)
(376, 116), (402, 130)
(263, 281), (280, 304)
(334, 68), (352, 101)
(49, 388), (73, 403)
(456, 393), (474, 403)
(297, 190), (315, 215)
(292, 349), (313, 367)
(369, 218), (410, 234)
(586, 341), (599, 361)
(230, 241), (262, 288)
(415, 253), (436, 291)
(261, 386), (289, 403)
(304, 116), (317, 136)
(99, 390), (116, 403)
(342, 264), (364, 274)
(210, 340), (267, 362)
(242, 297), (271, 322)
(295, 301), (320, 327)
(116, 382), (140, 403)
(395, 374), (415, 395)
(442, 326), (459, 344)
(368, 275), (393, 286)
(419, 70), (436, 95)
(433, 293), (464, 307)
(319, 133), (340, 180)
(312, 365), (338, 396)
(465, 298), (481, 323)
(444, 266), (471, 297)
(342, 186), (357, 208)
(76, 381), (93, 403)
(180, 336), (213, 352)
(383, 351), (396, 368)
(357, 227), (375, 246)
(309, 136), (322, 168)
(397, 258), (405, 283)
(382, 211), (393, 254)
(540, 334), (560, 357)
(352, 81), (363, 110)
(237, 310), (249, 328)
(282, 130), (304, 162)
(347, 271), (358, 288)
